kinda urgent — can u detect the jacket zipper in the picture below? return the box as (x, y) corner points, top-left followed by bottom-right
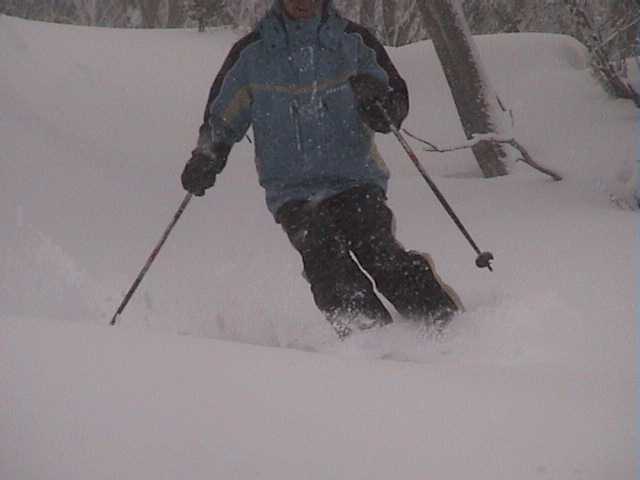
(290, 101), (303, 153)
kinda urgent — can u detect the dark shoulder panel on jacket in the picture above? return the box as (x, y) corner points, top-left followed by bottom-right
(203, 30), (262, 122)
(344, 21), (407, 95)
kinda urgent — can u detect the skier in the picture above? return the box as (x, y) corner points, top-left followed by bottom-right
(181, 0), (462, 339)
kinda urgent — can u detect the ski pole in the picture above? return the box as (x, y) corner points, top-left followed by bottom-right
(378, 103), (494, 272)
(110, 192), (193, 326)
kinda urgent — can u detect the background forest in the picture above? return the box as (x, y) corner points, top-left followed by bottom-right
(0, 1), (635, 40)
(2, 1), (637, 97)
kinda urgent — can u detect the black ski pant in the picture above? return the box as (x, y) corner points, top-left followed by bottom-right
(276, 184), (459, 338)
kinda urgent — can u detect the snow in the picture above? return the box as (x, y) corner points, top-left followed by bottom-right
(0, 15), (636, 480)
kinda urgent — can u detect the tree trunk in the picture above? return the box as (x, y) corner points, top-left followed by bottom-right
(167, 0), (184, 28)
(417, 0), (509, 177)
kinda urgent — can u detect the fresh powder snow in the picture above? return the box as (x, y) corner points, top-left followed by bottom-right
(0, 14), (636, 480)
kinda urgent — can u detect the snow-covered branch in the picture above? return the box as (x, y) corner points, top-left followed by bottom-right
(403, 130), (563, 181)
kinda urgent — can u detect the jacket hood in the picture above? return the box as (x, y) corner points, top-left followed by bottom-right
(258, 0), (345, 51)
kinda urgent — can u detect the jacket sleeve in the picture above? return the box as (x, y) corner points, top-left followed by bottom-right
(346, 22), (409, 127)
(195, 31), (259, 159)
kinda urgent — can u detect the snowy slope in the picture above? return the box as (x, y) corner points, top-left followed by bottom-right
(0, 15), (636, 480)
(1, 315), (632, 480)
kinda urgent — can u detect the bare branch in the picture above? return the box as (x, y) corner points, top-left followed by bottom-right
(402, 129), (563, 181)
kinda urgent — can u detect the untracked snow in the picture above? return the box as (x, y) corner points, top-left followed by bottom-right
(0, 15), (636, 480)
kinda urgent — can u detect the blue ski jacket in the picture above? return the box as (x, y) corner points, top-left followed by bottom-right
(196, 0), (409, 215)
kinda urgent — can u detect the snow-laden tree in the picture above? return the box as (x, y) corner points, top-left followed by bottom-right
(380, 0), (428, 47)
(462, 0), (572, 35)
(183, 0), (213, 31)
(0, 0), (183, 27)
(222, 0), (269, 30)
(565, 0), (639, 105)
(0, 0), (78, 24)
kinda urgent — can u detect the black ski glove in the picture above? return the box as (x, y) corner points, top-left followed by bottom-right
(349, 74), (400, 134)
(181, 143), (230, 196)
